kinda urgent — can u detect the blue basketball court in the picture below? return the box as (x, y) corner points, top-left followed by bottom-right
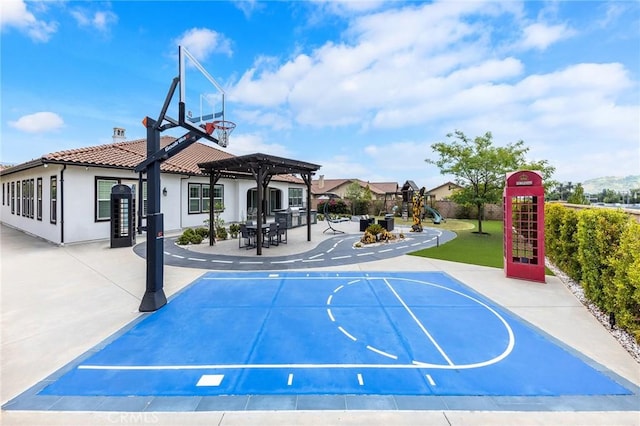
(37, 271), (632, 399)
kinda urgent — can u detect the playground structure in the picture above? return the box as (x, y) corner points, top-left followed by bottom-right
(401, 182), (446, 230)
(411, 187), (426, 232)
(424, 205), (445, 224)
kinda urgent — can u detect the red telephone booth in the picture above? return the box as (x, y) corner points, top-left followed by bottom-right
(503, 170), (545, 283)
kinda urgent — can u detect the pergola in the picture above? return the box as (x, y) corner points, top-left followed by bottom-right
(198, 153), (322, 255)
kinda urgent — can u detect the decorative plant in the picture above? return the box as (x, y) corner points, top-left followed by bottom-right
(365, 223), (384, 235)
(216, 226), (228, 240)
(229, 223), (241, 239)
(177, 228), (203, 245)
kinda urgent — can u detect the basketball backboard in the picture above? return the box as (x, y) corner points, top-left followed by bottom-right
(176, 46), (227, 136)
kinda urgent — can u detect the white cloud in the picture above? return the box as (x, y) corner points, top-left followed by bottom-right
(70, 8), (118, 32)
(231, 2), (523, 129)
(224, 132), (289, 157)
(9, 112), (64, 133)
(0, 0), (57, 42)
(519, 22), (575, 51)
(234, 108), (292, 130)
(226, 2), (638, 183)
(597, 2), (626, 28)
(312, 0), (387, 17)
(233, 0), (265, 19)
(174, 28), (233, 61)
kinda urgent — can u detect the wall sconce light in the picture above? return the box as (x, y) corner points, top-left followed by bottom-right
(162, 187), (168, 196)
(43, 163), (48, 168)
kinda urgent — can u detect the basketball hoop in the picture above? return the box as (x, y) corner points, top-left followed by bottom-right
(204, 120), (235, 148)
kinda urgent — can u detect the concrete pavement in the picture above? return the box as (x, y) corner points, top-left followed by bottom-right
(1, 222), (639, 425)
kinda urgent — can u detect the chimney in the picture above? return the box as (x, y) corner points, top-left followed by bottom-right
(112, 127), (126, 142)
(319, 175), (324, 189)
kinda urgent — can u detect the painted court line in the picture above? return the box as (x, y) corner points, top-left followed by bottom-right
(327, 308), (335, 322)
(78, 363), (487, 370)
(426, 374), (436, 386)
(383, 278), (455, 366)
(338, 326), (357, 341)
(366, 345), (398, 360)
(196, 374), (224, 387)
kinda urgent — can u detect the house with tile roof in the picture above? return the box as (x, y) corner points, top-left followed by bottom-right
(426, 181), (462, 201)
(0, 129), (310, 245)
(311, 175), (401, 212)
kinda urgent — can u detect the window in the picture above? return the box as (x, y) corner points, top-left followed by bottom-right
(11, 182), (15, 214)
(288, 187), (303, 207)
(50, 176), (57, 224)
(29, 179), (34, 218)
(188, 184), (201, 214)
(188, 183), (223, 214)
(37, 178), (42, 221)
(96, 178), (119, 221)
(16, 180), (21, 216)
(22, 180), (28, 217)
(2, 183), (4, 205)
(213, 184), (224, 212)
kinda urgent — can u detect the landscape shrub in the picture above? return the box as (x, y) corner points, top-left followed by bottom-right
(195, 227), (209, 238)
(544, 203), (564, 262)
(177, 228), (203, 245)
(610, 221), (640, 341)
(216, 226), (228, 240)
(577, 209), (629, 311)
(558, 208), (581, 281)
(229, 223), (241, 239)
(318, 199), (349, 215)
(546, 204), (639, 343)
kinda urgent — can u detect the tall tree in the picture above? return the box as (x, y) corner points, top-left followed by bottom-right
(567, 183), (589, 205)
(344, 181), (363, 215)
(426, 130), (554, 234)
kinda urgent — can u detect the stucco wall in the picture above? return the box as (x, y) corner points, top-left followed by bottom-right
(1, 164), (309, 244)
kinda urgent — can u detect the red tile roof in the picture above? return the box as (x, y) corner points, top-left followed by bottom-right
(43, 136), (233, 175)
(2, 136), (304, 183)
(311, 178), (399, 196)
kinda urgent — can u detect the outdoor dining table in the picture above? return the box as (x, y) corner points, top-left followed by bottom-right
(245, 223), (280, 248)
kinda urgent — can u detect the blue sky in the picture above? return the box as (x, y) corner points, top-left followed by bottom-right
(2, 0), (639, 189)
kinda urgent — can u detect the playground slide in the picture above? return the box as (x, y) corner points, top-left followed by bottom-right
(424, 206), (445, 224)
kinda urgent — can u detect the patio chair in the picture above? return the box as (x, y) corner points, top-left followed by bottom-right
(267, 222), (279, 247)
(276, 218), (287, 244)
(239, 224), (255, 250)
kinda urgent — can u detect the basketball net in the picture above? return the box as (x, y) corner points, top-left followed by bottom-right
(204, 120), (236, 148)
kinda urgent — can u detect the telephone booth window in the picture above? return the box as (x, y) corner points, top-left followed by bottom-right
(509, 195), (539, 264)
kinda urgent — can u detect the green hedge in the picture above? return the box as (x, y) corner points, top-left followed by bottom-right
(545, 204), (581, 280)
(545, 204), (640, 342)
(610, 220), (640, 341)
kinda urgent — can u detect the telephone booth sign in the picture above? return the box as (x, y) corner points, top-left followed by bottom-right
(110, 184), (136, 248)
(503, 170), (545, 283)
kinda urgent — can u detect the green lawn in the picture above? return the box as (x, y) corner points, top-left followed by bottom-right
(408, 219), (553, 274)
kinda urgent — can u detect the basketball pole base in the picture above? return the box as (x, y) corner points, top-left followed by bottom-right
(139, 290), (167, 312)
